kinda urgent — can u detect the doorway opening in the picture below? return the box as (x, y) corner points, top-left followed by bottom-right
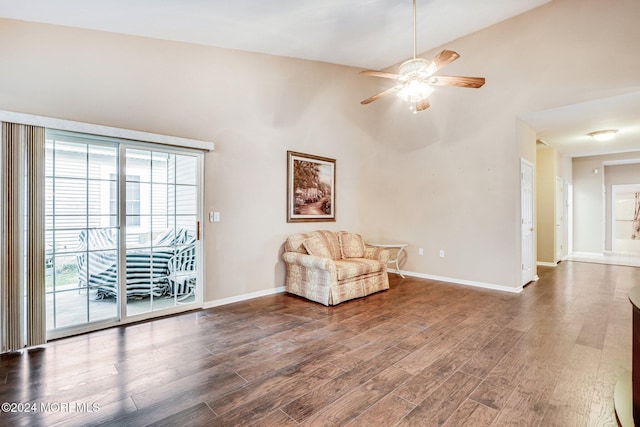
(611, 184), (640, 256)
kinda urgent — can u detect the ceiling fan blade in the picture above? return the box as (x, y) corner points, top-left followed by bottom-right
(360, 70), (402, 80)
(416, 98), (430, 111)
(430, 75), (485, 88)
(432, 50), (460, 71)
(360, 86), (399, 104)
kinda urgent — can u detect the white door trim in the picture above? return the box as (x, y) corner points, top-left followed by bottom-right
(521, 158), (535, 286)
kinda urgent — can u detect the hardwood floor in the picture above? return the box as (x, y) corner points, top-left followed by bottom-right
(1, 261), (637, 426)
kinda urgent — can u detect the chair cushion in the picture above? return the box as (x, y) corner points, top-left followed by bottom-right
(309, 230), (342, 260)
(303, 236), (332, 259)
(334, 258), (384, 281)
(285, 233), (311, 254)
(339, 232), (365, 258)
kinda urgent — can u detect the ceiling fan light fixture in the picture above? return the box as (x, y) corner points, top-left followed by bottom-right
(399, 58), (437, 79)
(588, 129), (618, 141)
(397, 58), (435, 113)
(358, 0), (484, 112)
(398, 78), (433, 103)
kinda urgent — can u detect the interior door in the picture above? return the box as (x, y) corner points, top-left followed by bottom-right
(555, 176), (565, 262)
(521, 159), (535, 285)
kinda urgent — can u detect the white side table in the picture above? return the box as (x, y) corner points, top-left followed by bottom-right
(366, 242), (408, 278)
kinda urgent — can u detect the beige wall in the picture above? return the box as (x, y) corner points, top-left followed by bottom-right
(363, 0), (640, 288)
(536, 147), (558, 264)
(0, 18), (384, 301)
(1, 0), (640, 299)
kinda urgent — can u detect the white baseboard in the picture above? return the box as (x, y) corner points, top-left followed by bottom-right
(388, 269), (523, 294)
(570, 251), (604, 257)
(537, 261), (557, 267)
(203, 286), (286, 309)
(203, 268), (525, 308)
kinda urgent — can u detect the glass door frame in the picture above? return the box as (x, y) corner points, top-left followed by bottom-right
(118, 143), (204, 323)
(46, 131), (204, 340)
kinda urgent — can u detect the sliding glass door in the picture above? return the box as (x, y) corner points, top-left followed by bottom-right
(45, 131), (202, 337)
(124, 148), (199, 316)
(45, 137), (119, 329)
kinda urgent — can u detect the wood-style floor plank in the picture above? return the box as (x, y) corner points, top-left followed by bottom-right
(246, 409), (297, 427)
(346, 393), (415, 426)
(280, 346), (409, 423)
(459, 327), (524, 378)
(300, 366), (411, 426)
(470, 377), (516, 410)
(393, 348), (469, 405)
(397, 371), (482, 426)
(145, 402), (216, 427)
(442, 398), (498, 427)
(0, 261), (636, 426)
(208, 362), (345, 420)
(491, 360), (562, 426)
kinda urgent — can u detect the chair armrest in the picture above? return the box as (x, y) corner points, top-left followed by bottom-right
(168, 245), (197, 275)
(364, 246), (390, 264)
(282, 252), (336, 272)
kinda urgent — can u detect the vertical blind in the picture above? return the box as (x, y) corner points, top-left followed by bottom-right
(0, 122), (46, 353)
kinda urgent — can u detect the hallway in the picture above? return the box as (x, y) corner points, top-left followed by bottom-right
(566, 252), (640, 268)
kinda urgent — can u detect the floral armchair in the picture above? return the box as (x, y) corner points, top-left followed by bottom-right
(282, 230), (390, 306)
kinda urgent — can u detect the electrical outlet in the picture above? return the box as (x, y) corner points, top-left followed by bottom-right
(439, 250), (445, 257)
(418, 248), (424, 256)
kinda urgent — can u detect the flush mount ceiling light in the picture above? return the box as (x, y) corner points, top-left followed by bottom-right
(588, 129), (618, 141)
(359, 0), (485, 114)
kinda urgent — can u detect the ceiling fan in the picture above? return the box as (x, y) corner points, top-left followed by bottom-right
(360, 0), (485, 113)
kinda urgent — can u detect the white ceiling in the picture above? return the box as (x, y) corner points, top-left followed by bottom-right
(2, 0), (639, 159)
(521, 92), (640, 158)
(0, 0), (550, 70)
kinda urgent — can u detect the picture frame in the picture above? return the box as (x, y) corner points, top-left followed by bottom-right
(287, 151), (336, 223)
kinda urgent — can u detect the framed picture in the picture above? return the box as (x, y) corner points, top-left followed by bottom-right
(287, 151), (336, 223)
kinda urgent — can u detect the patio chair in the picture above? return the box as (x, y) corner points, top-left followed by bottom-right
(77, 228), (196, 300)
(168, 243), (198, 302)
